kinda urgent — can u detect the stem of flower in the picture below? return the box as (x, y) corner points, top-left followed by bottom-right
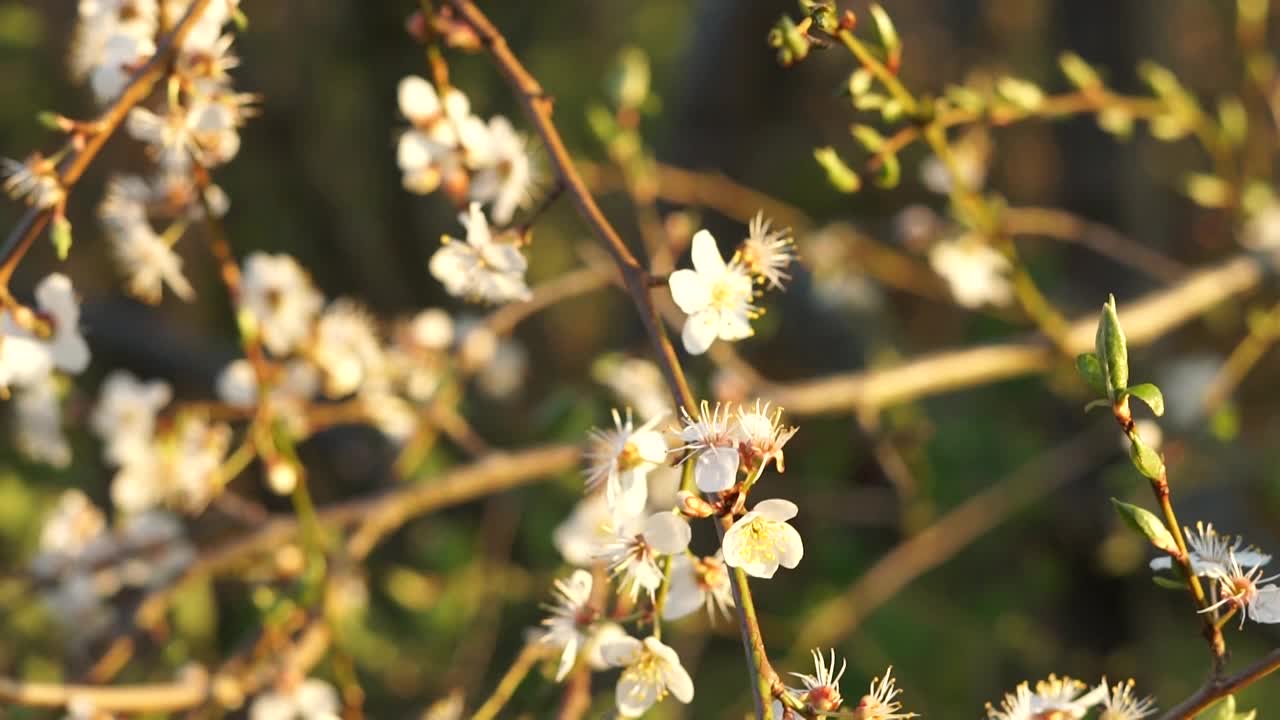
(471, 642), (546, 720)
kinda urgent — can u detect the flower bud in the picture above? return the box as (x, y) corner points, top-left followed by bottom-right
(677, 490), (715, 519)
(267, 460), (299, 495)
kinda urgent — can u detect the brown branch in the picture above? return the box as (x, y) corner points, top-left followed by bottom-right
(0, 0), (214, 285)
(441, 2), (781, 716)
(0, 670), (208, 712)
(788, 428), (1111, 658)
(1159, 649), (1280, 719)
(483, 264), (615, 337)
(1003, 206), (1189, 284)
(763, 253), (1264, 416)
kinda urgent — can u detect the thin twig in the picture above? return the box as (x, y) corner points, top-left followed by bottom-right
(1159, 648), (1280, 719)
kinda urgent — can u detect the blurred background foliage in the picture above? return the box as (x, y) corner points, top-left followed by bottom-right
(1, 0), (1280, 717)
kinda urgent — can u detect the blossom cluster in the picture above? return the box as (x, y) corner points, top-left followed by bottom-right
(1150, 522), (1280, 626)
(987, 674), (1155, 720)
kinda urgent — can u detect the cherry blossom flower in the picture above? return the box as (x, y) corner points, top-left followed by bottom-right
(470, 115), (535, 225)
(601, 635), (694, 717)
(430, 203), (531, 304)
(240, 253), (324, 356)
(928, 236), (1013, 309)
(249, 677), (341, 720)
(668, 229), (757, 355)
(1149, 522), (1270, 577)
(676, 400), (740, 493)
(1096, 678), (1156, 720)
(663, 551), (734, 621)
(91, 371), (172, 465)
(311, 300), (385, 398)
(848, 666), (918, 720)
(783, 649), (847, 714)
(735, 400), (798, 476)
(0, 274), (90, 391)
(99, 183), (195, 303)
(110, 415), (232, 514)
(585, 408), (669, 522)
(592, 354), (673, 423)
(2, 154), (65, 209)
(216, 358), (319, 434)
(553, 494), (614, 566)
(396, 76), (490, 194)
(740, 211), (796, 290)
(539, 569), (597, 681)
(1200, 551), (1280, 625)
(721, 498), (804, 579)
(475, 337), (528, 398)
(13, 377), (71, 467)
(986, 675), (1105, 720)
(422, 691), (465, 720)
(597, 512), (691, 601)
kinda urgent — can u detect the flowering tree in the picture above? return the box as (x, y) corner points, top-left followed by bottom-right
(2, 0), (1280, 718)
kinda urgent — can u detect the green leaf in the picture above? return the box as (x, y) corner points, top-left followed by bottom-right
(1204, 695), (1237, 720)
(814, 147), (861, 193)
(50, 215), (71, 261)
(868, 4), (900, 69)
(1152, 575), (1186, 591)
(1059, 52), (1102, 90)
(1111, 498), (1178, 554)
(1129, 437), (1165, 480)
(1095, 294), (1128, 397)
(1126, 383), (1165, 417)
(850, 124), (886, 152)
(1075, 352), (1107, 398)
(874, 152), (900, 189)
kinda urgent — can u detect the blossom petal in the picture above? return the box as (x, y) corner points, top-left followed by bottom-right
(662, 660), (695, 704)
(717, 306), (754, 342)
(754, 498), (799, 522)
(695, 446), (740, 492)
(601, 636), (643, 667)
(1251, 585), (1280, 623)
(661, 555), (703, 621)
(668, 269), (711, 314)
(398, 75), (440, 122)
(643, 512), (691, 554)
(690, 229), (726, 275)
(774, 521), (804, 569)
(616, 669), (660, 718)
(681, 311), (719, 355)
(608, 469), (648, 523)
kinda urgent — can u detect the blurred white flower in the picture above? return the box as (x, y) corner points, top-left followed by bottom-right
(2, 155), (65, 209)
(91, 31), (156, 104)
(722, 498), (804, 579)
(110, 415), (232, 514)
(312, 300), (385, 398)
(662, 551), (734, 622)
(91, 371), (173, 466)
(241, 253), (324, 356)
(919, 129), (990, 195)
(475, 338), (527, 398)
(668, 229), (757, 355)
(1149, 522), (1270, 577)
(740, 211), (795, 290)
(539, 569), (597, 681)
(396, 76), (490, 194)
(422, 691), (465, 720)
(430, 203), (531, 304)
(249, 677), (341, 720)
(987, 675), (1105, 720)
(597, 512), (690, 601)
(929, 236), (1013, 308)
(13, 376), (71, 467)
(585, 408), (668, 523)
(105, 212), (195, 303)
(35, 490), (108, 564)
(676, 400), (740, 493)
(592, 355), (672, 423)
(0, 329), (52, 394)
(1096, 678), (1156, 720)
(553, 494), (614, 566)
(0, 274), (90, 390)
(601, 635), (694, 718)
(407, 308), (454, 351)
(470, 115), (535, 225)
(1241, 204), (1280, 251)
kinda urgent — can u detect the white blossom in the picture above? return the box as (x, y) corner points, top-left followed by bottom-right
(429, 203), (531, 304)
(783, 649), (847, 715)
(110, 415), (232, 514)
(928, 236), (1013, 309)
(1096, 678), (1156, 720)
(240, 253), (324, 356)
(592, 355), (672, 423)
(597, 512), (691, 601)
(1200, 551), (1280, 625)
(663, 551), (734, 622)
(601, 635), (694, 718)
(91, 370), (172, 465)
(475, 337), (527, 398)
(470, 115), (535, 225)
(249, 678), (341, 720)
(735, 400), (798, 476)
(99, 180), (195, 303)
(740, 211), (795, 290)
(311, 300), (385, 398)
(848, 665), (917, 720)
(2, 155), (65, 209)
(584, 408), (668, 522)
(13, 377), (71, 467)
(1149, 522), (1270, 577)
(668, 229), (757, 355)
(553, 494), (614, 566)
(986, 675), (1106, 720)
(539, 569), (597, 681)
(1241, 204), (1280, 251)
(676, 400), (740, 493)
(721, 498), (804, 579)
(396, 77), (490, 194)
